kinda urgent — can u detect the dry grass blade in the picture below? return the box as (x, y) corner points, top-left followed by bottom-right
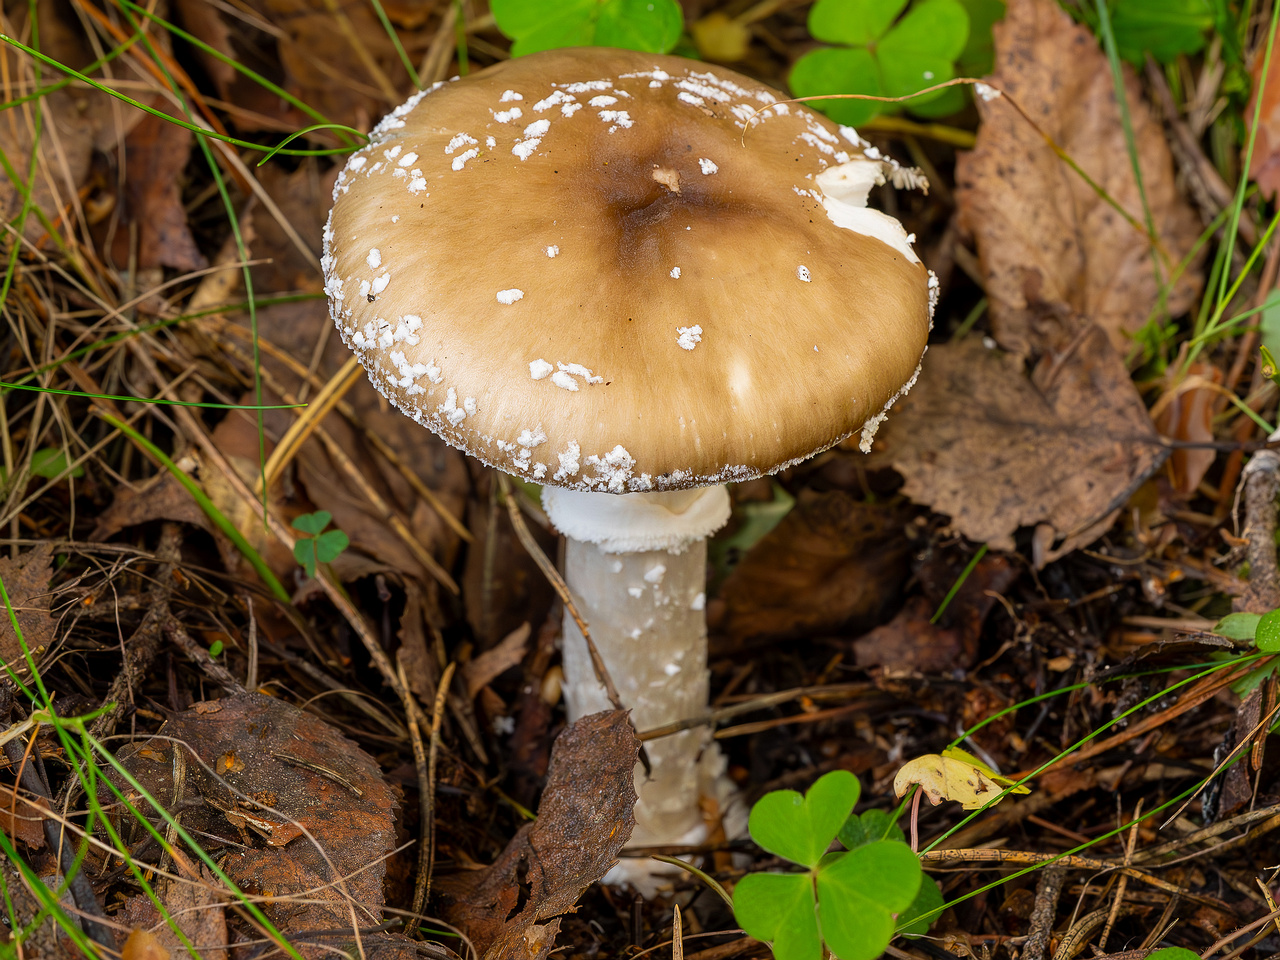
(213, 319), (472, 542)
(420, 660), (455, 933)
(258, 354), (361, 495)
(494, 472), (626, 715)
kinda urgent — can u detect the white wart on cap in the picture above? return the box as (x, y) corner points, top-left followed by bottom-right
(323, 48), (932, 493)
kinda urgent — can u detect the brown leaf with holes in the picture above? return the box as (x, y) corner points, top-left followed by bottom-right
(109, 101), (206, 272)
(955, 0), (1201, 356)
(116, 692), (397, 937)
(709, 490), (910, 650)
(436, 710), (639, 960)
(0, 544), (56, 670)
(870, 331), (1166, 554)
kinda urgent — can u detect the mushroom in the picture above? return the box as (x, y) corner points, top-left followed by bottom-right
(323, 48), (935, 893)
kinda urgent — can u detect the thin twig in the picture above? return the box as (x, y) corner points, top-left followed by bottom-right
(423, 661), (456, 921)
(494, 472), (625, 713)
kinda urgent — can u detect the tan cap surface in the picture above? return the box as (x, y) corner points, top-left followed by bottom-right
(323, 48), (932, 493)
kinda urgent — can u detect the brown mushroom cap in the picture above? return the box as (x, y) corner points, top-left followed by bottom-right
(323, 48), (932, 493)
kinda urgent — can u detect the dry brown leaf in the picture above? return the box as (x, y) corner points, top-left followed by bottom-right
(0, 0), (109, 243)
(258, 0), (421, 130)
(0, 782), (49, 847)
(871, 331), (1166, 552)
(1152, 363), (1221, 498)
(955, 0), (1201, 356)
(117, 693), (397, 938)
(465, 622), (531, 697)
(0, 544), (56, 669)
(121, 928), (171, 960)
(1247, 21), (1280, 199)
(851, 597), (966, 674)
(437, 710), (639, 960)
(709, 490), (910, 649)
(173, 0), (237, 100)
(92, 472), (212, 542)
(118, 864), (228, 960)
(109, 102), (207, 272)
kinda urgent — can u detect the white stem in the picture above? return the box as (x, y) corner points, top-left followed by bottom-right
(543, 486), (737, 894)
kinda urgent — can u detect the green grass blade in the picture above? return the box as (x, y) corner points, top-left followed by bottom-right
(0, 381), (303, 409)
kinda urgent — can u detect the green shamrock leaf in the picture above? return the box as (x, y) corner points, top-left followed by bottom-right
(790, 0), (970, 128)
(734, 771), (929, 960)
(1108, 0), (1212, 66)
(30, 448), (84, 479)
(733, 872), (820, 960)
(1257, 609), (1280, 653)
(1215, 612), (1262, 642)
(837, 808), (905, 849)
(897, 874), (945, 936)
(491, 0), (684, 56)
(1145, 950), (1200, 960)
(292, 511), (350, 578)
(292, 510), (333, 536)
(749, 769), (860, 868)
(817, 841), (922, 960)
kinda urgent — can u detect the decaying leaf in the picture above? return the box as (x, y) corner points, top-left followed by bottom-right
(0, 544), (56, 670)
(0, 1), (101, 244)
(710, 490), (910, 648)
(894, 750), (1029, 811)
(955, 0), (1201, 356)
(0, 782), (49, 847)
(118, 865), (227, 960)
(1152, 363), (1221, 498)
(1247, 18), (1280, 199)
(437, 710), (639, 960)
(871, 331), (1166, 554)
(465, 622), (531, 697)
(109, 102), (206, 272)
(115, 693), (398, 938)
(121, 928), (170, 960)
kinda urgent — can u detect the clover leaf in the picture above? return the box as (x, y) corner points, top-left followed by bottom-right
(837, 808), (905, 848)
(1257, 609), (1280, 653)
(291, 511), (349, 579)
(790, 0), (969, 128)
(1107, 0), (1212, 66)
(491, 0), (684, 57)
(1146, 950), (1199, 960)
(733, 770), (927, 960)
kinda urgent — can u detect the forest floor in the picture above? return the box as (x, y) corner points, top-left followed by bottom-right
(3, 0), (1280, 957)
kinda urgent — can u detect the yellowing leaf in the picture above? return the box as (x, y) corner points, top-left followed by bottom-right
(691, 12), (750, 62)
(941, 746), (1030, 793)
(893, 754), (1029, 810)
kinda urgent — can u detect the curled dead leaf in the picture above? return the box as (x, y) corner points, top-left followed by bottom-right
(894, 750), (1029, 811)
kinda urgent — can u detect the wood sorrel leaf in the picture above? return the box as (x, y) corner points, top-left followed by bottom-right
(816, 840), (922, 960)
(732, 872), (820, 960)
(748, 769), (861, 868)
(1257, 609), (1280, 652)
(837, 808), (905, 849)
